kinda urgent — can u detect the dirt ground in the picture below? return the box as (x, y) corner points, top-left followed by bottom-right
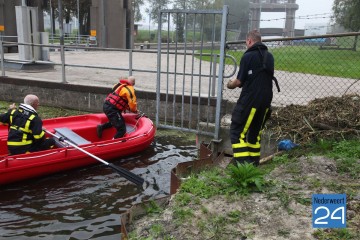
(129, 155), (360, 240)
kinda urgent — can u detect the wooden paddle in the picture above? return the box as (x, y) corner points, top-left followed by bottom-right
(44, 129), (145, 186)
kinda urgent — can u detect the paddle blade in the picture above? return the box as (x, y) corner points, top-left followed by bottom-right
(108, 163), (144, 186)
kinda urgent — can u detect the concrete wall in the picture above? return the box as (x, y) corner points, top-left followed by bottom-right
(15, 6), (41, 61)
(0, 0), (44, 38)
(0, 0), (44, 53)
(0, 77), (150, 115)
(1, 0), (19, 51)
(90, 0), (133, 49)
(0, 77), (227, 126)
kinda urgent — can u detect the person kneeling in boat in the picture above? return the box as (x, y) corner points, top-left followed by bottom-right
(0, 94), (55, 155)
(97, 76), (138, 139)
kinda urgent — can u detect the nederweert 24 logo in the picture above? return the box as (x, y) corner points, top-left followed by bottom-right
(312, 194), (346, 228)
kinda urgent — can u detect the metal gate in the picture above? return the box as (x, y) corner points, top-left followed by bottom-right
(155, 6), (229, 142)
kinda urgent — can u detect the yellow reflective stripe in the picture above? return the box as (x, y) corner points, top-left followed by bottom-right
(33, 131), (44, 139)
(8, 140), (33, 146)
(232, 143), (261, 148)
(24, 114), (35, 131)
(9, 109), (16, 124)
(9, 112), (36, 134)
(247, 142), (260, 149)
(234, 151), (260, 158)
(10, 126), (32, 133)
(257, 108), (269, 144)
(232, 142), (260, 150)
(234, 152), (250, 157)
(239, 108), (256, 143)
(22, 132), (28, 143)
(232, 142), (248, 148)
(249, 152), (260, 157)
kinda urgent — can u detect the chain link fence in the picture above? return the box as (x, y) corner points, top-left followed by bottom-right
(223, 32), (360, 107)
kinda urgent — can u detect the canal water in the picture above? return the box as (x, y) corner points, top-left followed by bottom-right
(0, 131), (198, 239)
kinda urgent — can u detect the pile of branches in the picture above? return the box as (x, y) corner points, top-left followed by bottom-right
(267, 94), (360, 145)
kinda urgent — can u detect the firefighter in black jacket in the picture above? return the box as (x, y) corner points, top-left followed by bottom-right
(227, 30), (275, 166)
(0, 94), (55, 155)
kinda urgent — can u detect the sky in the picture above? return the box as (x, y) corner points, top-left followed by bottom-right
(261, 0), (334, 29)
(138, 0), (335, 31)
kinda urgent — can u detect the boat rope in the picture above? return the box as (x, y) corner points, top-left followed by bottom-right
(126, 112), (145, 134)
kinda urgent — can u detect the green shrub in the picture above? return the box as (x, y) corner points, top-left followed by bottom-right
(225, 162), (265, 195)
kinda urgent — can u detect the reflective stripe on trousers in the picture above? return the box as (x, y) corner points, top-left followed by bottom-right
(232, 107), (269, 164)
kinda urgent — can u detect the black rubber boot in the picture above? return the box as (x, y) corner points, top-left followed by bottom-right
(97, 122), (112, 138)
(96, 124), (103, 138)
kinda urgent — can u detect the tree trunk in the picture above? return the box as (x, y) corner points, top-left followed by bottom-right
(79, 3), (91, 36)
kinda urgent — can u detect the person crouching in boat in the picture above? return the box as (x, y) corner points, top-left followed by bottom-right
(97, 76), (138, 139)
(0, 94), (55, 155)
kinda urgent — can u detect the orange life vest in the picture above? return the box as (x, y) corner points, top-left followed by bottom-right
(105, 84), (131, 111)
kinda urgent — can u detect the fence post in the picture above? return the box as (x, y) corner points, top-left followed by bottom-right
(211, 53), (217, 97)
(60, 45), (67, 83)
(0, 40), (5, 77)
(129, 49), (133, 76)
(213, 5), (229, 150)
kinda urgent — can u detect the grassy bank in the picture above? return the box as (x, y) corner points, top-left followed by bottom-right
(127, 139), (360, 239)
(0, 101), (91, 119)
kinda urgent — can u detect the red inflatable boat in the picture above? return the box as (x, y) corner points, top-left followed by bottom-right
(0, 113), (156, 185)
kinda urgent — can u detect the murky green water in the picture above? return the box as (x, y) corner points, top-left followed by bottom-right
(0, 133), (197, 239)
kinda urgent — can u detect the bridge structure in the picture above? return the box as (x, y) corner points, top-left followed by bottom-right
(250, 0), (299, 37)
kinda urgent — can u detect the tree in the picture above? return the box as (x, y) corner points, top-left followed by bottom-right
(333, 0), (360, 50)
(333, 0), (360, 31)
(172, 0), (192, 42)
(78, 0), (92, 35)
(146, 0), (170, 25)
(146, 0), (223, 26)
(171, 0), (225, 42)
(225, 0), (249, 40)
(133, 0), (145, 22)
(44, 0), (92, 35)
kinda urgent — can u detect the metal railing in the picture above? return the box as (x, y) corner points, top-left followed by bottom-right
(48, 34), (97, 46)
(0, 40), (237, 85)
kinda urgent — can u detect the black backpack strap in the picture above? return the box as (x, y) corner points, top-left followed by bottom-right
(257, 47), (281, 92)
(112, 82), (121, 92)
(272, 76), (281, 92)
